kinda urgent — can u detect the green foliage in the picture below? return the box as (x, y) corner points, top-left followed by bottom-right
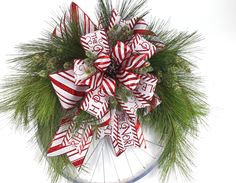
(0, 0), (208, 182)
(144, 29), (208, 181)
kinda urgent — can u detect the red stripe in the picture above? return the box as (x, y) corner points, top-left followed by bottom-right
(72, 158), (84, 167)
(103, 78), (115, 96)
(64, 70), (74, 78)
(71, 2), (78, 23)
(57, 72), (74, 83)
(50, 77), (84, 97)
(84, 14), (87, 34)
(52, 27), (57, 37)
(98, 118), (110, 127)
(60, 118), (72, 125)
(88, 17), (91, 32)
(56, 92), (76, 106)
(47, 144), (64, 154)
(68, 149), (81, 157)
(134, 29), (156, 36)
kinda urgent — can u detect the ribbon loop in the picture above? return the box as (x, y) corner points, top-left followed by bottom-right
(93, 53), (111, 72)
(116, 71), (140, 91)
(112, 41), (132, 64)
(80, 30), (110, 55)
(128, 34), (157, 59)
(74, 59), (91, 85)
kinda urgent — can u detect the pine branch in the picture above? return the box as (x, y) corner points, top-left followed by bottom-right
(144, 26), (208, 181)
(96, 0), (148, 29)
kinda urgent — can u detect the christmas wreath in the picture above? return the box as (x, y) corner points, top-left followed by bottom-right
(0, 0), (208, 182)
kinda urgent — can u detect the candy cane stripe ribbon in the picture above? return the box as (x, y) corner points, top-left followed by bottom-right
(112, 41), (132, 64)
(71, 2), (97, 35)
(116, 71), (140, 91)
(128, 34), (157, 59)
(47, 118), (76, 156)
(122, 54), (147, 70)
(133, 19), (156, 36)
(48, 2), (163, 170)
(94, 53), (111, 71)
(48, 119), (93, 168)
(80, 87), (109, 119)
(80, 30), (110, 55)
(50, 70), (86, 109)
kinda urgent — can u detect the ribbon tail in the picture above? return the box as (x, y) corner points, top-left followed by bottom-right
(108, 9), (121, 31)
(111, 111), (125, 156)
(95, 110), (125, 156)
(47, 118), (75, 157)
(111, 110), (146, 155)
(71, 2), (97, 34)
(132, 118), (146, 148)
(67, 124), (93, 169)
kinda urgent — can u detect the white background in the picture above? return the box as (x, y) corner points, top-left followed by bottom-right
(0, 0), (236, 183)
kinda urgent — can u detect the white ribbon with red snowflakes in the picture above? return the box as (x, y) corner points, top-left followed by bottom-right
(48, 2), (162, 169)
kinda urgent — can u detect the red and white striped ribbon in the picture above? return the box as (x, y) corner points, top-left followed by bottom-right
(80, 71), (104, 91)
(120, 17), (138, 30)
(52, 2), (97, 38)
(80, 87), (109, 119)
(133, 19), (156, 36)
(70, 2), (97, 35)
(100, 76), (116, 96)
(133, 119), (146, 148)
(47, 117), (93, 169)
(93, 53), (111, 72)
(116, 71), (140, 91)
(128, 34), (157, 59)
(108, 9), (155, 37)
(95, 110), (146, 156)
(97, 110), (111, 127)
(47, 118), (75, 156)
(113, 111), (146, 152)
(80, 30), (110, 55)
(110, 111), (126, 156)
(116, 96), (149, 122)
(108, 9), (138, 31)
(95, 110), (125, 156)
(108, 9), (121, 30)
(67, 124), (93, 168)
(74, 59), (91, 85)
(121, 54), (147, 71)
(49, 70), (86, 109)
(134, 74), (158, 101)
(111, 41), (132, 64)
(52, 12), (70, 38)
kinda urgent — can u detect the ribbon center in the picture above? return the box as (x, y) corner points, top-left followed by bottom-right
(105, 59), (120, 78)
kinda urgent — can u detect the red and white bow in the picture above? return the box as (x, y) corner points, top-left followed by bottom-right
(48, 2), (162, 169)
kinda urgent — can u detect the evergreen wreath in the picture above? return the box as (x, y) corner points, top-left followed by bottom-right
(0, 0), (208, 182)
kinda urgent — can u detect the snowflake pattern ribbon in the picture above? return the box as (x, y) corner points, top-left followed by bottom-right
(47, 2), (162, 169)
